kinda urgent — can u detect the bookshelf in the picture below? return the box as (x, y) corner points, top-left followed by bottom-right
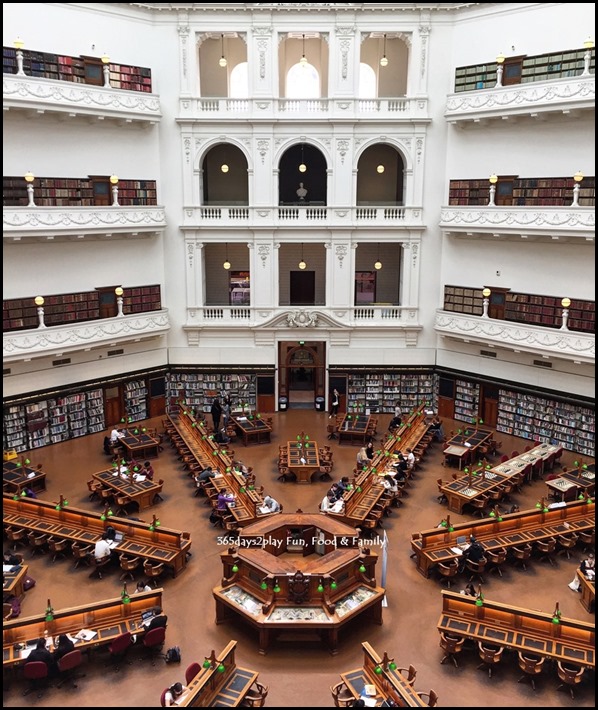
(454, 379), (480, 423)
(448, 176), (595, 207)
(443, 286), (484, 316)
(3, 47), (152, 92)
(454, 46), (595, 92)
(122, 285), (161, 314)
(165, 373), (257, 415)
(25, 401), (50, 450)
(3, 175), (158, 208)
(496, 389), (595, 456)
(3, 405), (27, 453)
(124, 379), (149, 422)
(87, 389), (106, 434)
(347, 371), (436, 414)
(48, 398), (70, 445)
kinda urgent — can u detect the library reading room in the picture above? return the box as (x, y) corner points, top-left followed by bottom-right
(2, 2), (595, 708)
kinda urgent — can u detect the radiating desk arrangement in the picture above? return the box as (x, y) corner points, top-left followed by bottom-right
(339, 642), (430, 707)
(286, 436), (320, 483)
(176, 640), (261, 707)
(231, 415), (272, 446)
(93, 466), (163, 511)
(3, 494), (192, 577)
(3, 459), (47, 495)
(576, 569), (595, 614)
(546, 464), (595, 502)
(120, 429), (161, 460)
(337, 414), (372, 446)
(3, 588), (163, 669)
(440, 443), (563, 514)
(442, 428), (494, 469)
(3, 563), (29, 601)
(437, 590), (595, 669)
(213, 513), (384, 655)
(410, 498), (595, 578)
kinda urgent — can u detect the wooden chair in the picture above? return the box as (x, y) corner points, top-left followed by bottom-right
(517, 651), (545, 691)
(241, 681), (269, 707)
(22, 660), (50, 698)
(56, 648), (86, 688)
(119, 553), (141, 581)
(416, 690), (438, 707)
(534, 537), (557, 566)
(5, 526), (28, 550)
(327, 423), (338, 440)
(486, 547), (507, 577)
(436, 478), (448, 504)
(511, 543), (532, 571)
(114, 493), (134, 517)
(47, 536), (70, 562)
(72, 542), (93, 568)
(437, 559), (459, 588)
(439, 632), (465, 667)
(465, 555), (487, 585)
(89, 554), (112, 579)
(476, 641), (504, 678)
(87, 478), (103, 501)
(467, 495), (489, 518)
(578, 529), (595, 553)
(556, 661), (585, 699)
(396, 664), (417, 685)
(330, 681), (354, 708)
(144, 559), (166, 587)
(27, 531), (49, 557)
(185, 662), (201, 685)
(153, 479), (165, 503)
(556, 533), (579, 559)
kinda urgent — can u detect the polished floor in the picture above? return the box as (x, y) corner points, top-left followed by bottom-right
(3, 409), (595, 707)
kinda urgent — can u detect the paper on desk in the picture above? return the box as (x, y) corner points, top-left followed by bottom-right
(450, 547), (464, 555)
(362, 698), (377, 708)
(27, 472), (36, 478)
(76, 628), (98, 641)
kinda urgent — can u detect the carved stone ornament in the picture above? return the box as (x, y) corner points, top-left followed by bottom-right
(286, 310), (319, 327)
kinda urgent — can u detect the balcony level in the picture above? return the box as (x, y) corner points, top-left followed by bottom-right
(445, 75), (594, 125)
(3, 74), (161, 124)
(3, 309), (171, 364)
(434, 310), (595, 365)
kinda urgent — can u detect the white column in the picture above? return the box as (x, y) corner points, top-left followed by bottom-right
(252, 236), (276, 310)
(177, 15), (192, 96)
(251, 26), (274, 98)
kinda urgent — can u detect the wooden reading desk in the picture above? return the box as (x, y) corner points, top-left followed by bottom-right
(3, 564), (29, 600)
(577, 569), (595, 614)
(410, 498), (595, 578)
(437, 589), (595, 669)
(546, 465), (595, 502)
(3, 588), (162, 669)
(442, 428), (493, 469)
(286, 440), (321, 483)
(337, 414), (371, 446)
(93, 467), (163, 511)
(231, 415), (272, 446)
(120, 430), (161, 460)
(177, 640), (260, 707)
(3, 494), (191, 577)
(3, 460), (47, 495)
(340, 642), (429, 707)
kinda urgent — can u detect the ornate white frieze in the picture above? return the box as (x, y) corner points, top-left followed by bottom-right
(286, 310), (319, 327)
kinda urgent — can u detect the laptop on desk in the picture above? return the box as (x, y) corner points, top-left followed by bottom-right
(141, 610), (156, 627)
(449, 535), (470, 555)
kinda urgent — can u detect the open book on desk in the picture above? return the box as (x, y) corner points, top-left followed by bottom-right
(75, 628), (98, 641)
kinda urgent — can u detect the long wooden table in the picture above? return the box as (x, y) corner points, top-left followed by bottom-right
(177, 640), (260, 707)
(3, 461), (47, 494)
(3, 563), (29, 600)
(120, 430), (161, 460)
(443, 428), (493, 469)
(438, 589), (595, 669)
(410, 498), (595, 578)
(286, 440), (321, 483)
(577, 569), (595, 614)
(3, 494), (191, 577)
(547, 465), (595, 502)
(231, 415), (272, 446)
(440, 444), (563, 514)
(340, 642), (429, 707)
(3, 588), (162, 668)
(337, 414), (371, 446)
(93, 467), (163, 511)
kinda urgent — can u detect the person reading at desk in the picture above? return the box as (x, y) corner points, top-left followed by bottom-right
(142, 461), (154, 480)
(164, 682), (188, 706)
(27, 637), (55, 672)
(261, 494), (281, 513)
(569, 552), (595, 591)
(110, 427), (125, 444)
(458, 536), (485, 573)
(52, 633), (75, 663)
(94, 533), (112, 562)
(217, 488), (235, 511)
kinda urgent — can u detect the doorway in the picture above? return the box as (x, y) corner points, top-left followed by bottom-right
(278, 341), (326, 409)
(290, 271), (315, 305)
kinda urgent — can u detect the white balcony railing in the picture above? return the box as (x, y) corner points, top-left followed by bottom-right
(3, 74), (162, 123)
(178, 96), (430, 122)
(3, 310), (171, 363)
(182, 205), (423, 230)
(3, 206), (167, 241)
(445, 74), (595, 123)
(435, 309), (595, 364)
(439, 206), (594, 241)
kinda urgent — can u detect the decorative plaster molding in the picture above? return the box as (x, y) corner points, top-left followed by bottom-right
(258, 244), (270, 266)
(439, 207), (595, 233)
(335, 245), (348, 267)
(286, 310), (319, 327)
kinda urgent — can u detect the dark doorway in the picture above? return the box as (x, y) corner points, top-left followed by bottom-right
(290, 271), (315, 305)
(278, 144), (327, 205)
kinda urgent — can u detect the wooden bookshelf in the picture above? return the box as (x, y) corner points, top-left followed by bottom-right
(166, 372), (257, 415)
(454, 379), (480, 423)
(454, 45), (595, 92)
(3, 47), (152, 92)
(122, 285), (162, 314)
(443, 286), (483, 315)
(346, 371), (436, 414)
(448, 176), (595, 207)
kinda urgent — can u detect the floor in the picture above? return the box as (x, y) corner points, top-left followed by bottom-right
(3, 409), (595, 707)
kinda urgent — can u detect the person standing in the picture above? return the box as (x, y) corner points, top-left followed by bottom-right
(210, 398), (222, 432)
(329, 388), (340, 418)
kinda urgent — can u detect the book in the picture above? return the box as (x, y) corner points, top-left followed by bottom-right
(76, 628), (97, 641)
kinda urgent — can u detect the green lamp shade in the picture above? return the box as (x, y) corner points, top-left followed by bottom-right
(100, 514), (106, 521)
(134, 429), (139, 435)
(489, 511), (495, 517)
(149, 525), (155, 531)
(13, 495), (19, 501)
(297, 435), (301, 441)
(120, 418), (125, 423)
(155, 520), (161, 527)
(448, 526), (454, 532)
(356, 486), (362, 493)
(25, 458), (31, 465)
(440, 521), (447, 527)
(217, 664), (225, 673)
(142, 427), (146, 432)
(226, 467), (231, 472)
(535, 503), (542, 508)
(16, 462), (22, 467)
(273, 584), (281, 593)
(475, 599), (484, 607)
(122, 596), (131, 604)
(20, 490), (27, 497)
(260, 582), (268, 590)
(497, 517), (503, 522)
(192, 422), (196, 427)
(203, 660), (211, 669)
(305, 435), (309, 440)
(389, 661), (397, 671)
(374, 666), (383, 674)
(45, 614), (54, 622)
(552, 616), (560, 624)
(239, 487), (246, 493)
(317, 584), (324, 593)
(231, 565), (239, 573)
(55, 505), (61, 511)
(330, 582), (337, 590)
(359, 564), (366, 573)
(108, 510), (114, 516)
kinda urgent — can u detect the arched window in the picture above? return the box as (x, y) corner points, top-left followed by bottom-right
(358, 63), (376, 99)
(230, 62), (248, 98)
(286, 62), (320, 98)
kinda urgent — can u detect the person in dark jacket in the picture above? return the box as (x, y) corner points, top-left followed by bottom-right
(210, 398), (222, 432)
(459, 536), (485, 572)
(146, 606), (168, 631)
(27, 637), (55, 671)
(52, 633), (75, 663)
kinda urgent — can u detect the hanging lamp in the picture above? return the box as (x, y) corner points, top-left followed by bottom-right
(300, 34), (307, 65)
(299, 143), (307, 173)
(380, 34), (388, 67)
(298, 243), (307, 270)
(219, 34), (227, 67)
(374, 243), (382, 270)
(223, 243), (231, 270)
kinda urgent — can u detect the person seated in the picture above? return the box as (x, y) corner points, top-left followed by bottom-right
(365, 441), (375, 460)
(194, 466), (216, 487)
(458, 535), (485, 573)
(52, 633), (75, 663)
(460, 583), (477, 597)
(164, 682), (188, 706)
(234, 460), (249, 475)
(320, 491), (344, 514)
(144, 605), (168, 631)
(3, 551), (23, 566)
(142, 461), (154, 480)
(388, 414), (402, 431)
(429, 416), (445, 441)
(110, 427), (125, 444)
(261, 494), (281, 513)
(336, 476), (351, 493)
(27, 637), (55, 670)
(405, 448), (416, 471)
(216, 488), (235, 511)
(214, 427), (231, 445)
(356, 447), (369, 469)
(134, 580), (152, 594)
(94, 533), (112, 563)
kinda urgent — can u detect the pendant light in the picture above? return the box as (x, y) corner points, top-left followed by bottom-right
(219, 34), (227, 68)
(374, 243), (382, 270)
(300, 34), (307, 66)
(376, 164), (385, 174)
(380, 34), (388, 67)
(223, 243), (231, 270)
(221, 145), (229, 174)
(298, 243), (307, 270)
(299, 143), (307, 173)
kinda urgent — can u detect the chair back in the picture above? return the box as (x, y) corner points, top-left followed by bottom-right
(185, 661), (201, 685)
(488, 548), (507, 564)
(58, 649), (83, 673)
(109, 631), (133, 655)
(23, 660), (49, 680)
(478, 642), (503, 663)
(440, 632), (464, 655)
(518, 652), (544, 675)
(143, 625), (166, 649)
(160, 688), (169, 707)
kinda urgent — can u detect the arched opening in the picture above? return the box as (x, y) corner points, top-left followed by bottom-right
(278, 341), (327, 406)
(202, 144), (248, 205)
(286, 62), (320, 98)
(356, 144), (405, 206)
(230, 62), (248, 98)
(358, 63), (377, 99)
(278, 144), (328, 205)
